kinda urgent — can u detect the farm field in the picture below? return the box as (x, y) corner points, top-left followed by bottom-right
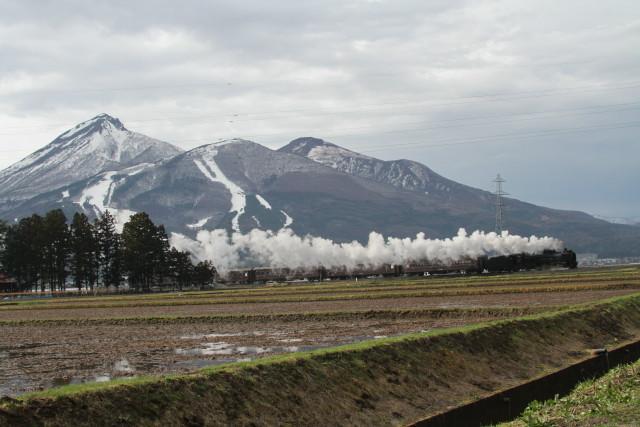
(0, 266), (639, 399)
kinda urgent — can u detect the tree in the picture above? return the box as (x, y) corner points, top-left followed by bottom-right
(42, 210), (70, 291)
(70, 213), (97, 292)
(122, 212), (168, 291)
(168, 248), (194, 291)
(4, 215), (45, 291)
(95, 211), (123, 288)
(193, 260), (216, 289)
(0, 219), (7, 271)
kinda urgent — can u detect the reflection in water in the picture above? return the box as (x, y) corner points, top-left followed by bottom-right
(1, 329), (390, 397)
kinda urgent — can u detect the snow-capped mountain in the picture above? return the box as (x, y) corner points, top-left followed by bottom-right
(1, 125), (640, 257)
(279, 137), (504, 216)
(0, 114), (182, 211)
(2, 138), (401, 237)
(281, 137), (470, 195)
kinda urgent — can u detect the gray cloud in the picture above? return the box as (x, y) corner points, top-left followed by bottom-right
(0, 0), (639, 220)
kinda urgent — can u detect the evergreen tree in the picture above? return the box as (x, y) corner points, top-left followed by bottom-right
(0, 219), (7, 271)
(69, 213), (96, 292)
(42, 210), (69, 291)
(95, 211), (122, 288)
(4, 209), (209, 294)
(4, 215), (45, 291)
(110, 233), (124, 289)
(122, 212), (167, 291)
(168, 248), (194, 290)
(193, 260), (216, 289)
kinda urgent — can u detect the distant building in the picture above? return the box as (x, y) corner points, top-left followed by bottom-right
(0, 272), (18, 292)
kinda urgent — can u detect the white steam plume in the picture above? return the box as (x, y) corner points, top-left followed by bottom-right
(170, 228), (563, 272)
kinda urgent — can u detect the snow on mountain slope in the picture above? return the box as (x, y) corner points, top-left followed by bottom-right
(74, 172), (136, 232)
(285, 137), (374, 168)
(281, 210), (294, 228)
(70, 162), (156, 231)
(279, 137), (458, 194)
(0, 114), (182, 210)
(278, 136), (498, 216)
(256, 194), (272, 210)
(192, 141), (248, 232)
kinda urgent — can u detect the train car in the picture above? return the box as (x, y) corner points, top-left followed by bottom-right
(402, 258), (480, 276)
(219, 249), (578, 285)
(221, 269), (256, 285)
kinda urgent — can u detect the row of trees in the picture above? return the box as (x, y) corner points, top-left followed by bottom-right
(0, 210), (215, 292)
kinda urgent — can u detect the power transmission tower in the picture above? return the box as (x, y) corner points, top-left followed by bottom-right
(493, 174), (507, 234)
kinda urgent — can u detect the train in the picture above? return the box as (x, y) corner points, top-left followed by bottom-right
(217, 248), (578, 285)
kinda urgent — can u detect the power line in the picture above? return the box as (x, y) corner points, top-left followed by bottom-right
(0, 99), (635, 140)
(0, 109), (638, 157)
(0, 119), (637, 167)
(361, 120), (640, 153)
(159, 105), (640, 147)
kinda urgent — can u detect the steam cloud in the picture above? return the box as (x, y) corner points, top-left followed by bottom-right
(170, 228), (563, 272)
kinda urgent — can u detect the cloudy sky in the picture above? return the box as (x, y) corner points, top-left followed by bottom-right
(1, 0), (638, 221)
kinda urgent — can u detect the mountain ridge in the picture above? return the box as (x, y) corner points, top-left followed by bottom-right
(1, 117), (639, 257)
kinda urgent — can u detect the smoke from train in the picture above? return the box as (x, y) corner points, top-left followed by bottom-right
(170, 228), (563, 272)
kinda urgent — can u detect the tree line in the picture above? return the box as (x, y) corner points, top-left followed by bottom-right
(0, 210), (215, 293)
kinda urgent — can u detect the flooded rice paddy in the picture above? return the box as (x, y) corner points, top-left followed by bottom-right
(0, 317), (478, 396)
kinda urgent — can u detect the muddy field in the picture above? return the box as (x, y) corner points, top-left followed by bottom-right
(0, 315), (506, 396)
(1, 266), (638, 397)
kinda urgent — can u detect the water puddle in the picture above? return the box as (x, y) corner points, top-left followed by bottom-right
(180, 331), (269, 340)
(278, 338), (303, 343)
(45, 358), (136, 391)
(175, 342), (329, 358)
(114, 358), (134, 373)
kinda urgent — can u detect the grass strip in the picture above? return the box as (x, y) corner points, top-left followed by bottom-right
(502, 358), (640, 426)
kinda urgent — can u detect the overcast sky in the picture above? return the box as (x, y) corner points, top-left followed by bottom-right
(1, 0), (638, 221)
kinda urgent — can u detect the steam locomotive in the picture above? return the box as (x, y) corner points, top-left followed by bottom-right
(218, 249), (578, 285)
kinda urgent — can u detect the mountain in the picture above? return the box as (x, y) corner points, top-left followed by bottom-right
(1, 126), (639, 257)
(279, 137), (494, 211)
(0, 114), (182, 211)
(279, 137), (640, 257)
(1, 139), (414, 236)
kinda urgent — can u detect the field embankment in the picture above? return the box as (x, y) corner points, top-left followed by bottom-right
(2, 292), (640, 426)
(502, 357), (640, 426)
